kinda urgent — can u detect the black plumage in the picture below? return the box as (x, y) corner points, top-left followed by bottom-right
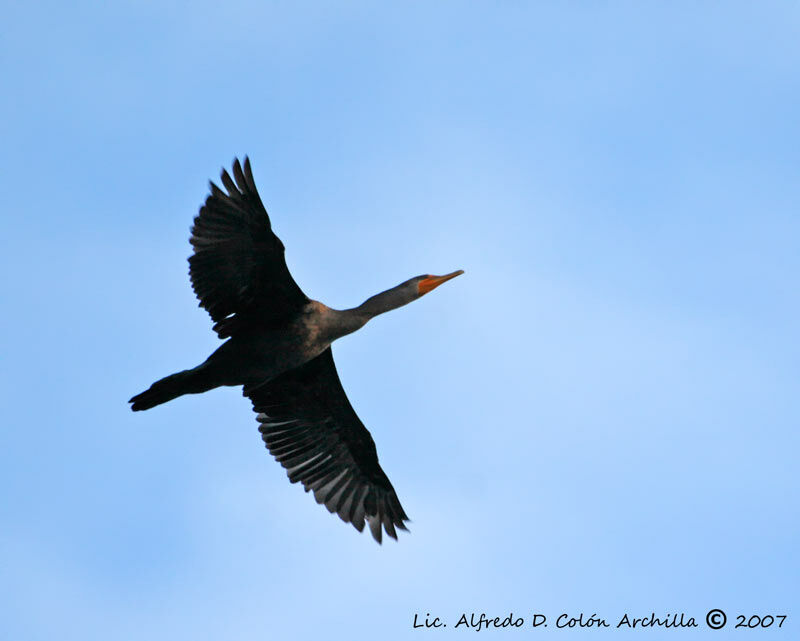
(189, 157), (307, 337)
(248, 348), (408, 542)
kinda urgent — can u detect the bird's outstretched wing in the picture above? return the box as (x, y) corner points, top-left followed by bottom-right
(245, 348), (410, 543)
(189, 157), (308, 338)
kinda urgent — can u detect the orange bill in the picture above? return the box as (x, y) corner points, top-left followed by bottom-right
(418, 270), (464, 295)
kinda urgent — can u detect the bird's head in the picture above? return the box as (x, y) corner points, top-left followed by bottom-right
(355, 270), (464, 320)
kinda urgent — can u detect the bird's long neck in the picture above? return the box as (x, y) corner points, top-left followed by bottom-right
(355, 284), (416, 319)
(327, 283), (416, 340)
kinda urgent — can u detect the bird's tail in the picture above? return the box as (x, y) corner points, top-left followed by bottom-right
(129, 369), (208, 411)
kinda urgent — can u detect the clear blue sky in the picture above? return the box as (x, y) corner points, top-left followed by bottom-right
(2, 2), (798, 640)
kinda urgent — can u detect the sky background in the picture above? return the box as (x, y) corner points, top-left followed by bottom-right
(2, 2), (798, 639)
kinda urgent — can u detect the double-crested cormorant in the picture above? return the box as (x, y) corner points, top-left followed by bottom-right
(130, 158), (463, 542)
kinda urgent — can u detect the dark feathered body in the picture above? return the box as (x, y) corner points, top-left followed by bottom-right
(131, 300), (371, 409)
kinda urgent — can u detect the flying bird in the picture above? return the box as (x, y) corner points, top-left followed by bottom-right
(129, 157), (463, 543)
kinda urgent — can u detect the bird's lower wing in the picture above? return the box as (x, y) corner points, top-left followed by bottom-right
(244, 348), (409, 543)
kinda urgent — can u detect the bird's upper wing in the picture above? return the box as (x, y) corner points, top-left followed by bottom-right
(189, 157), (308, 338)
(245, 348), (409, 543)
